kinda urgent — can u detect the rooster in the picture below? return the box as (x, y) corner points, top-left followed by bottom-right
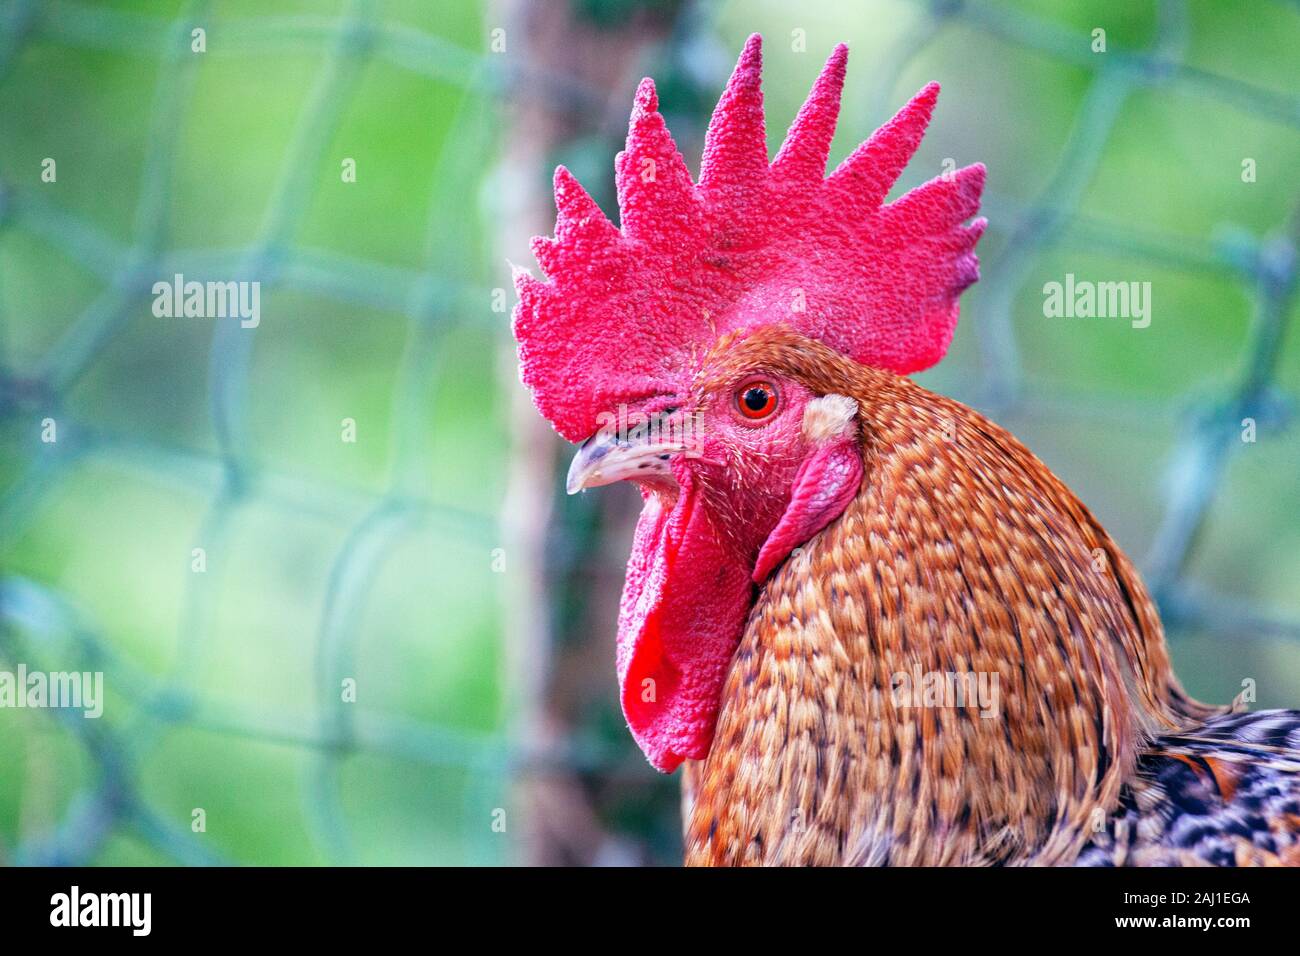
(512, 35), (1300, 866)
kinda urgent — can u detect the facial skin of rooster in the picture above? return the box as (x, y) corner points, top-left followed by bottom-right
(567, 325), (867, 775)
(575, 326), (1226, 865)
(513, 36), (1300, 866)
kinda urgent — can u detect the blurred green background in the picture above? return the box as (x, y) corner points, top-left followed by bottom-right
(0, 0), (1296, 865)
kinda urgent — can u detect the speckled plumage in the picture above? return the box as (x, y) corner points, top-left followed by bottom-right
(1077, 710), (1300, 866)
(680, 330), (1297, 867)
(509, 34), (1300, 867)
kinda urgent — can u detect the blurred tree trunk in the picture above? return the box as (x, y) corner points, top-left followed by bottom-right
(490, 0), (678, 866)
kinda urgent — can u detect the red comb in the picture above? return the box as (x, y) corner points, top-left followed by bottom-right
(514, 34), (986, 442)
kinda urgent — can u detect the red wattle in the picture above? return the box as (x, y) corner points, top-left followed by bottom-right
(616, 471), (754, 772)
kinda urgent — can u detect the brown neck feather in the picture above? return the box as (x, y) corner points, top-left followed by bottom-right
(683, 367), (1221, 866)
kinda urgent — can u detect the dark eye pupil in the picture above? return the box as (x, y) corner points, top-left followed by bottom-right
(743, 388), (769, 411)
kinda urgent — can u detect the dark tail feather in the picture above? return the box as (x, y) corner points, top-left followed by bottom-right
(1079, 709), (1300, 866)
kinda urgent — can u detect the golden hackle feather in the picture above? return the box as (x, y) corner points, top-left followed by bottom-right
(679, 327), (1226, 866)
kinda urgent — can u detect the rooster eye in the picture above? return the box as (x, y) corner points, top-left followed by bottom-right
(736, 382), (778, 420)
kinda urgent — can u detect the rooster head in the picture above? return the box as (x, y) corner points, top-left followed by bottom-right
(512, 34), (986, 771)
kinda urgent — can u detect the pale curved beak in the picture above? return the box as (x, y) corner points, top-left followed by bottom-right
(566, 419), (692, 494)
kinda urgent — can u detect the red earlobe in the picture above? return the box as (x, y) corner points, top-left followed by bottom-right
(753, 437), (863, 583)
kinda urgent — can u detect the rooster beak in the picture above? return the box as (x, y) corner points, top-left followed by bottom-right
(566, 415), (690, 495)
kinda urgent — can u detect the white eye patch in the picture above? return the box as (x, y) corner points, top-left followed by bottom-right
(801, 393), (858, 443)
